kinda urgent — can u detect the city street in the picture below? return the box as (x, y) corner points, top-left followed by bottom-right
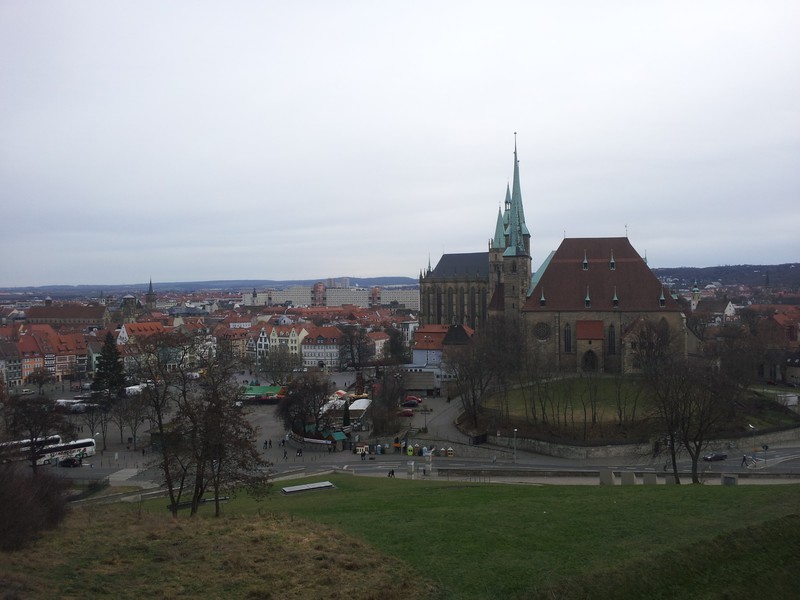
(28, 373), (800, 488)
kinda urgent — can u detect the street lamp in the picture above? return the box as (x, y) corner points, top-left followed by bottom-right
(513, 428), (517, 463)
(748, 424), (756, 458)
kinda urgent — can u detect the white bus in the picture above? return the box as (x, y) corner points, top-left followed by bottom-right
(35, 438), (97, 466)
(0, 435), (63, 463)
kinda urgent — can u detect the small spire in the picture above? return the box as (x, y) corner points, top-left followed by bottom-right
(609, 250), (615, 270)
(583, 250), (589, 271)
(585, 286), (591, 308)
(612, 286), (619, 307)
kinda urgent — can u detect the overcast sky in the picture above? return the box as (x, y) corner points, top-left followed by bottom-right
(2, 1), (798, 287)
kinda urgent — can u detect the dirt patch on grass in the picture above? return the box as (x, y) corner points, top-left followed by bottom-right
(0, 504), (441, 599)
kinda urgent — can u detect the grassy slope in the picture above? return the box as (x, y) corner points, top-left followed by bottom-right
(1, 476), (798, 599)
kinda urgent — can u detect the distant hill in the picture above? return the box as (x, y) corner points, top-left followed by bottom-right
(3, 266), (799, 301)
(651, 263), (800, 289)
(0, 276), (420, 300)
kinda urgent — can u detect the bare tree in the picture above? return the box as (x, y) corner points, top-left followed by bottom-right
(443, 331), (496, 429)
(117, 392), (150, 450)
(1, 395), (75, 471)
(126, 330), (197, 517)
(339, 326), (373, 370)
(26, 368), (53, 396)
(259, 345), (301, 386)
(126, 330), (269, 517)
(77, 403), (105, 446)
(633, 319), (739, 483)
(612, 374), (642, 428)
(370, 367), (404, 435)
(276, 372), (331, 437)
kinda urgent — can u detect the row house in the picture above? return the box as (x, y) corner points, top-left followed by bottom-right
(0, 324), (90, 386)
(17, 334), (44, 383)
(246, 324), (309, 366)
(270, 324), (307, 356)
(0, 341), (22, 387)
(301, 326), (343, 371)
(174, 320), (216, 363)
(29, 325), (88, 382)
(367, 330), (390, 360)
(116, 321), (171, 372)
(213, 325), (249, 360)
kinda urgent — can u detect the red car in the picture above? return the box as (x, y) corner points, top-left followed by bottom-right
(397, 408), (414, 418)
(405, 395), (422, 403)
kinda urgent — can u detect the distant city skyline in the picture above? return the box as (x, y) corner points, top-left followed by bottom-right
(2, 2), (798, 287)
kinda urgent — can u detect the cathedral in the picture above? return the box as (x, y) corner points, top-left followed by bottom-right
(419, 140), (692, 374)
(419, 139), (532, 330)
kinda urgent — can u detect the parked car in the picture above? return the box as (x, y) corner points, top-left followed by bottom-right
(401, 399), (419, 407)
(20, 389), (34, 395)
(58, 457), (82, 468)
(702, 452), (728, 462)
(405, 395), (422, 403)
(397, 408), (414, 418)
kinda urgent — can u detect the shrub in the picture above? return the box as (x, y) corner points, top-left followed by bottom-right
(0, 464), (70, 551)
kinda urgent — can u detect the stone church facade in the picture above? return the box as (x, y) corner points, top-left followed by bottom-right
(420, 140), (692, 374)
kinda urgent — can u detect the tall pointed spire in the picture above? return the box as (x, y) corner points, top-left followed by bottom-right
(504, 132), (530, 257)
(492, 202), (506, 249)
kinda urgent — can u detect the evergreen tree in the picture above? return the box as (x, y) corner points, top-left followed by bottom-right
(93, 332), (125, 397)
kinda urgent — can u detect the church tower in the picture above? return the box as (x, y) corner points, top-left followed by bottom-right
(145, 278), (157, 311)
(420, 136), (532, 328)
(489, 135), (532, 319)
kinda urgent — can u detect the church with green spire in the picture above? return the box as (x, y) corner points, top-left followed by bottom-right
(419, 137), (695, 374)
(419, 137), (532, 329)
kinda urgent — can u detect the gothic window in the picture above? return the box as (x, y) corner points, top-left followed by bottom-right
(608, 325), (616, 355)
(533, 322), (551, 341)
(564, 323), (572, 353)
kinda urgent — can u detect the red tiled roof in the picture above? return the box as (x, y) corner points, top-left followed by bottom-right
(576, 320), (604, 340)
(525, 237), (681, 313)
(26, 304), (107, 321)
(413, 324), (450, 350)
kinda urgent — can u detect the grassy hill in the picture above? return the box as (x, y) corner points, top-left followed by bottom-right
(2, 475), (798, 599)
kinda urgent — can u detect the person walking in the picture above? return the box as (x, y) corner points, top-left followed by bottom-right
(741, 454), (747, 467)
(283, 448), (288, 460)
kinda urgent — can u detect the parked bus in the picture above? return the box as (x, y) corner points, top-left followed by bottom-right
(35, 438), (97, 466)
(0, 435), (63, 463)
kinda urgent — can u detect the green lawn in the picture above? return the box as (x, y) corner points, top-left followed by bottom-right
(3, 476), (799, 599)
(482, 376), (800, 442)
(201, 476), (800, 599)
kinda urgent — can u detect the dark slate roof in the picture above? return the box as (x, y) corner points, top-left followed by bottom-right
(488, 283), (504, 311)
(442, 324), (475, 346)
(524, 237), (682, 313)
(429, 252), (489, 280)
